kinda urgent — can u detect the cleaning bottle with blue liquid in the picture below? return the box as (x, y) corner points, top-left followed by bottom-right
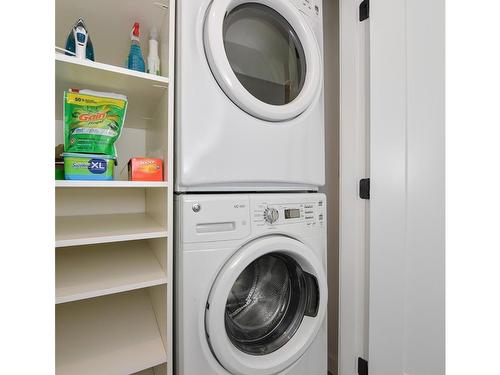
(127, 22), (145, 72)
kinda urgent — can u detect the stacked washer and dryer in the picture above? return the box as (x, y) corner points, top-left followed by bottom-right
(175, 0), (327, 374)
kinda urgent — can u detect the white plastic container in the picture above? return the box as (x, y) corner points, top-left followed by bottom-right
(147, 27), (160, 75)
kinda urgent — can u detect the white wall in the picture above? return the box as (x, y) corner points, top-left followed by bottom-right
(404, 0), (445, 372)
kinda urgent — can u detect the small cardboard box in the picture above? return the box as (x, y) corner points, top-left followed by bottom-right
(128, 158), (163, 181)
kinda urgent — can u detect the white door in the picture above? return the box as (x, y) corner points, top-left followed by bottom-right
(205, 236), (327, 375)
(368, 0), (445, 374)
(204, 0), (322, 121)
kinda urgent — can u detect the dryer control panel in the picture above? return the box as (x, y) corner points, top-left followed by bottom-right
(252, 195), (326, 230)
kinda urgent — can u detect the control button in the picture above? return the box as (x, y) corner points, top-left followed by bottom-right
(264, 207), (279, 224)
(192, 203), (201, 213)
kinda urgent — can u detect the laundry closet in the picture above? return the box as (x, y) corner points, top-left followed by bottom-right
(53, 0), (445, 375)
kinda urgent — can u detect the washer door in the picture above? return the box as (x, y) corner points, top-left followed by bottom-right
(204, 0), (322, 122)
(205, 236), (327, 375)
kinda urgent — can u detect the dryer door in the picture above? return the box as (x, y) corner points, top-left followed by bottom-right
(205, 236), (327, 375)
(204, 0), (322, 122)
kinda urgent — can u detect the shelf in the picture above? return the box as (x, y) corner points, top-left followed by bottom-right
(56, 53), (169, 84)
(55, 213), (167, 247)
(56, 242), (167, 304)
(132, 369), (155, 375)
(55, 53), (168, 129)
(56, 180), (168, 188)
(132, 365), (167, 375)
(56, 289), (167, 375)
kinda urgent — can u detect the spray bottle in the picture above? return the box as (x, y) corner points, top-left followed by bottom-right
(147, 28), (161, 75)
(127, 22), (146, 72)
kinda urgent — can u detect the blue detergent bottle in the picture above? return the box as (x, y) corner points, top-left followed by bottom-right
(127, 22), (146, 72)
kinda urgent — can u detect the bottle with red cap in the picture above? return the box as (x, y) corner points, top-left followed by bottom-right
(127, 22), (146, 72)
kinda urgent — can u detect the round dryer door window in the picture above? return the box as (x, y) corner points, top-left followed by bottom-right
(205, 236), (327, 375)
(204, 0), (322, 122)
(222, 4), (306, 106)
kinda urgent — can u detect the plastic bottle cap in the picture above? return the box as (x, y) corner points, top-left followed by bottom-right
(132, 22), (140, 37)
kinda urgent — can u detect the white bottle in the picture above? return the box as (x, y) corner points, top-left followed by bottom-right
(147, 27), (161, 75)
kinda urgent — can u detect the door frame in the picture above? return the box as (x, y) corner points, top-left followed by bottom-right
(338, 0), (370, 373)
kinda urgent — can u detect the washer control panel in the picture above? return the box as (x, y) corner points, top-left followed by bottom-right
(253, 197), (325, 229)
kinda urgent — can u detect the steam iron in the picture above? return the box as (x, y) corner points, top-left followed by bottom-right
(65, 18), (95, 61)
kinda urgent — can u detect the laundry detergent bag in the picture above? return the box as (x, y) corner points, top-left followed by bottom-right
(64, 89), (128, 156)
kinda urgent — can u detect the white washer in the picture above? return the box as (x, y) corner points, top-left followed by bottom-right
(175, 193), (327, 375)
(176, 0), (325, 192)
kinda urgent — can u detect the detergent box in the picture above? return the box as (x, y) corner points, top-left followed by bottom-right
(128, 158), (163, 181)
(63, 153), (115, 180)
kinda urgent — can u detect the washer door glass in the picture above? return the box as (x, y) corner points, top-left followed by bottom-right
(225, 253), (319, 355)
(223, 4), (306, 106)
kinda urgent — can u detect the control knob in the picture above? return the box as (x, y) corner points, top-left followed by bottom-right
(264, 207), (279, 224)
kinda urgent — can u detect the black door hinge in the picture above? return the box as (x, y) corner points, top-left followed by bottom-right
(358, 357), (368, 375)
(359, 0), (369, 21)
(359, 178), (370, 199)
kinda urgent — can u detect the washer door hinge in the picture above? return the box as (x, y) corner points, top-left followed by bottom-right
(359, 0), (369, 21)
(358, 357), (368, 375)
(359, 178), (370, 199)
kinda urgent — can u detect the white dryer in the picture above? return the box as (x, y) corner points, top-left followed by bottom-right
(175, 193), (327, 375)
(176, 0), (325, 192)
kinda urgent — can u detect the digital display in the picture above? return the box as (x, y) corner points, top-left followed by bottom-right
(284, 208), (300, 219)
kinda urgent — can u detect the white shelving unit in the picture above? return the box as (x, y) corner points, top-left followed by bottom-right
(55, 213), (168, 247)
(56, 289), (167, 375)
(55, 54), (168, 129)
(55, 0), (175, 374)
(56, 180), (168, 188)
(56, 241), (167, 304)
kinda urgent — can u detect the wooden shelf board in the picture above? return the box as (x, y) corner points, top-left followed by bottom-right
(56, 289), (167, 375)
(55, 54), (168, 129)
(132, 369), (156, 375)
(55, 213), (167, 247)
(56, 242), (167, 304)
(56, 53), (169, 84)
(56, 180), (168, 188)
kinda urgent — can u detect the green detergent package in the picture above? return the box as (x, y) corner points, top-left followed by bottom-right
(64, 89), (128, 156)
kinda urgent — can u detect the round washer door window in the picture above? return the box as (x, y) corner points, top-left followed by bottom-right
(225, 253), (318, 355)
(204, 0), (322, 122)
(205, 236), (327, 375)
(223, 4), (306, 106)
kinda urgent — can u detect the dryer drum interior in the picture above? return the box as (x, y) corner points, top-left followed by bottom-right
(222, 3), (307, 106)
(225, 253), (319, 355)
